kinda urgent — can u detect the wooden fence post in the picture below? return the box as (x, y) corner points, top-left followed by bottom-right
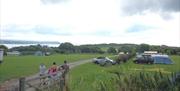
(19, 77), (25, 91)
(65, 73), (69, 91)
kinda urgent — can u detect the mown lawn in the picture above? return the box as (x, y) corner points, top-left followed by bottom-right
(69, 55), (180, 91)
(0, 53), (107, 83)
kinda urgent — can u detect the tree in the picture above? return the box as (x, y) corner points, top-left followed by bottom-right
(91, 47), (105, 54)
(58, 42), (75, 54)
(137, 44), (150, 53)
(118, 46), (132, 53)
(107, 47), (117, 54)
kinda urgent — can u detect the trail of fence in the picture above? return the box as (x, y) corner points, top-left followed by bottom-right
(0, 59), (92, 91)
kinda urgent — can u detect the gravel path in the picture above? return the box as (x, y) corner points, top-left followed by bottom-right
(0, 59), (93, 91)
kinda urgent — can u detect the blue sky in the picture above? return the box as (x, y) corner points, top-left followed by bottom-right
(0, 0), (180, 46)
(126, 24), (155, 33)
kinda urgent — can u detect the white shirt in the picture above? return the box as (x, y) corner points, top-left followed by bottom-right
(39, 65), (46, 75)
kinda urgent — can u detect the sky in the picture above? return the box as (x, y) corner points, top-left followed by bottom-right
(0, 0), (180, 46)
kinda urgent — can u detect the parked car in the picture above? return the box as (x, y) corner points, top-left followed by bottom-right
(93, 57), (116, 66)
(133, 54), (153, 64)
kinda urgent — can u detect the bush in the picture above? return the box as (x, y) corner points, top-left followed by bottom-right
(107, 71), (180, 91)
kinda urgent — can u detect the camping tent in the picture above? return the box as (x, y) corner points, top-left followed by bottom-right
(151, 55), (173, 64)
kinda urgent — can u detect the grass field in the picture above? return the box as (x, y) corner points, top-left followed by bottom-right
(0, 53), (108, 83)
(69, 55), (180, 91)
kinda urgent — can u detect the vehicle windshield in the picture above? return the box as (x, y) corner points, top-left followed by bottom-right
(97, 57), (105, 59)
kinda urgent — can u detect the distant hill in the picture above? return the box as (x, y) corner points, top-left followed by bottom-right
(81, 43), (138, 51)
(0, 40), (60, 44)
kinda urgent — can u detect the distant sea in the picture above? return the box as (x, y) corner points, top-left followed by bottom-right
(0, 40), (60, 48)
(1, 44), (60, 48)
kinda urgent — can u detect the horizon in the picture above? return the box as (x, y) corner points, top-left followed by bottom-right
(1, 0), (180, 47)
(1, 39), (180, 48)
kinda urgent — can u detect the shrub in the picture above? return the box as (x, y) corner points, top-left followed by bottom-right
(107, 71), (180, 91)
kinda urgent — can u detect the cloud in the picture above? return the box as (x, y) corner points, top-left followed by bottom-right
(0, 0), (179, 47)
(1, 25), (71, 36)
(121, 0), (180, 15)
(40, 0), (67, 4)
(32, 25), (71, 36)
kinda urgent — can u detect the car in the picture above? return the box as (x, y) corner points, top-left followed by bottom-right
(92, 57), (116, 66)
(92, 56), (105, 64)
(133, 54), (153, 64)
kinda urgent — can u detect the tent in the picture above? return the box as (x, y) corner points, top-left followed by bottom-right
(151, 55), (173, 64)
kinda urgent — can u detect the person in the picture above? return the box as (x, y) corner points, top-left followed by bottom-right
(61, 60), (69, 87)
(62, 60), (69, 91)
(48, 62), (58, 79)
(39, 63), (46, 76)
(39, 63), (46, 85)
(62, 60), (69, 74)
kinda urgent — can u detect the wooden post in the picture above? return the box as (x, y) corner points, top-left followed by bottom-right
(19, 77), (25, 91)
(60, 78), (64, 91)
(65, 73), (69, 91)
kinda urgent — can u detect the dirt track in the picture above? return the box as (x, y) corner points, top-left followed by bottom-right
(0, 59), (93, 91)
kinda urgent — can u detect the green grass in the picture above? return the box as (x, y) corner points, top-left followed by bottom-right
(69, 63), (117, 91)
(0, 53), (108, 83)
(69, 55), (180, 91)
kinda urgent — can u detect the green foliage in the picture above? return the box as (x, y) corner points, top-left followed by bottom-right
(109, 71), (180, 91)
(137, 43), (150, 53)
(58, 42), (75, 54)
(8, 42), (180, 55)
(9, 44), (54, 55)
(0, 45), (8, 55)
(107, 47), (117, 54)
(77, 46), (105, 54)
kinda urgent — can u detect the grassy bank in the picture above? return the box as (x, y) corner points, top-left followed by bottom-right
(0, 53), (107, 83)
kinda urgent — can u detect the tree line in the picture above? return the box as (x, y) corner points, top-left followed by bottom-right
(0, 43), (180, 55)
